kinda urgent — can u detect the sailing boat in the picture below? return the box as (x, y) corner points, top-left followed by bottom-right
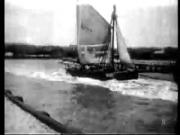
(65, 4), (138, 80)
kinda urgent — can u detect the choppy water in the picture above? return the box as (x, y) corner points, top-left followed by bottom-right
(5, 59), (177, 102)
(5, 59), (177, 133)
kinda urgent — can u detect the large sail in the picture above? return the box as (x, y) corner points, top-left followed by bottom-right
(77, 5), (111, 64)
(115, 19), (133, 67)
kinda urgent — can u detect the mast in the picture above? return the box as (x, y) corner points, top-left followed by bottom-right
(111, 5), (116, 69)
(76, 0), (79, 46)
(76, 0), (81, 64)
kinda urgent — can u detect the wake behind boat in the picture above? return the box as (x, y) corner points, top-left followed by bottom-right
(65, 4), (138, 80)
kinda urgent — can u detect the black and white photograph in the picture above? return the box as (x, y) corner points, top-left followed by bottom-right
(5, 0), (178, 134)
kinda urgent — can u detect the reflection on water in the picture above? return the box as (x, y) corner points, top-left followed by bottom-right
(69, 83), (177, 133)
(71, 84), (116, 131)
(72, 84), (115, 111)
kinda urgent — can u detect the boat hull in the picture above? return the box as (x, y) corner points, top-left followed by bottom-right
(66, 68), (138, 81)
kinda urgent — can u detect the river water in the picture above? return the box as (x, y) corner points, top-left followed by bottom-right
(5, 59), (177, 133)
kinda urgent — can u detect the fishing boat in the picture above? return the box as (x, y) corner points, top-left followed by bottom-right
(65, 4), (138, 80)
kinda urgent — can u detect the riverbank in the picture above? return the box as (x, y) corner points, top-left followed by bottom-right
(5, 97), (57, 134)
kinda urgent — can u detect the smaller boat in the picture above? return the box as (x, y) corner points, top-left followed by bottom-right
(65, 4), (138, 80)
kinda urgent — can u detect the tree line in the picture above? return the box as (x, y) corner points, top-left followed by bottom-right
(5, 43), (177, 60)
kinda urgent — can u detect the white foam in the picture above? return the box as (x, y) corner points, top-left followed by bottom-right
(5, 67), (178, 103)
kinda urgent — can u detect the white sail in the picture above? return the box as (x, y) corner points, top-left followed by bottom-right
(115, 19), (133, 67)
(77, 4), (111, 64)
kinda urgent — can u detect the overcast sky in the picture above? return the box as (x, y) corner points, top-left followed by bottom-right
(5, 0), (177, 48)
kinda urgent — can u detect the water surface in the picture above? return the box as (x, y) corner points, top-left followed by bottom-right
(5, 59), (177, 133)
